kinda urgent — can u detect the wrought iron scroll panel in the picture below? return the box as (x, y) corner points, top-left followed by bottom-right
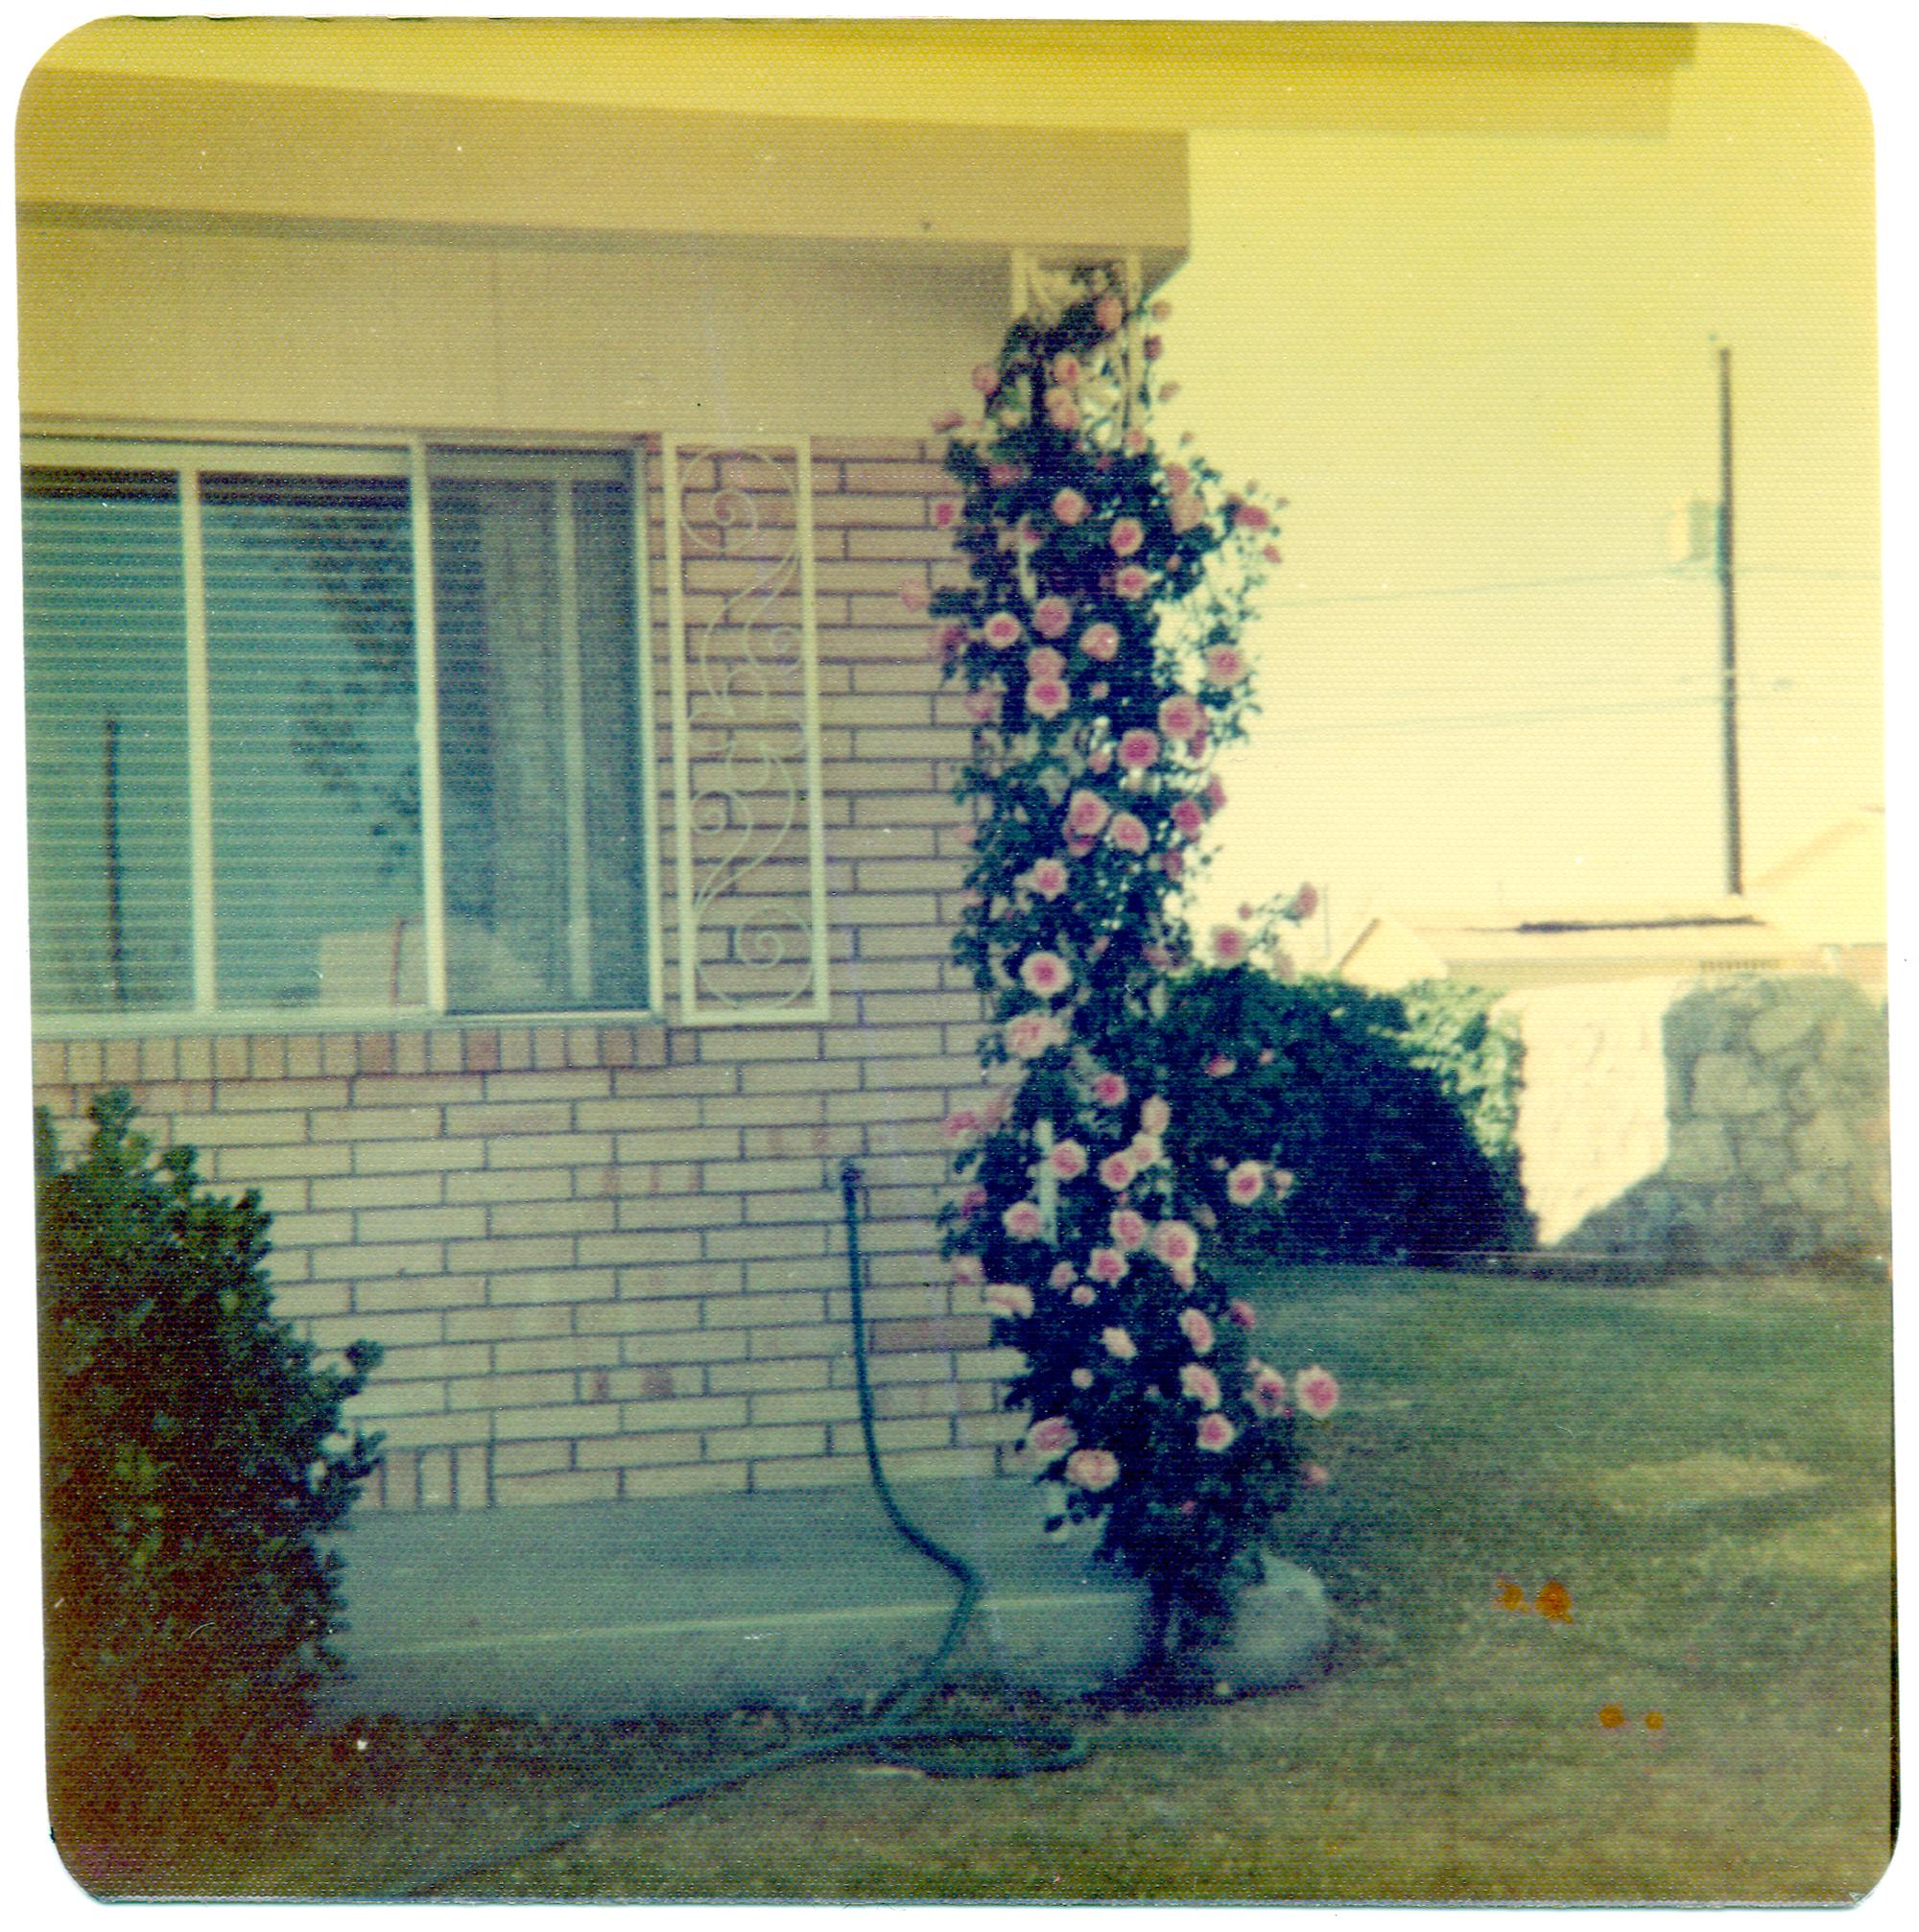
(662, 439), (829, 1025)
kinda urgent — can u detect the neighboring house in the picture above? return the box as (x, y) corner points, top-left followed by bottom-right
(16, 24), (1191, 1509)
(1745, 806), (1886, 1000)
(1334, 901), (1824, 996)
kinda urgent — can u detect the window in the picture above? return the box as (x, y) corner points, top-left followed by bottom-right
(22, 440), (654, 1025)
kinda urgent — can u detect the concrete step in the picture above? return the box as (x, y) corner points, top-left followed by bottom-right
(318, 1476), (1329, 1721)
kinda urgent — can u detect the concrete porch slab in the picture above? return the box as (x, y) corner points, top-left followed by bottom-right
(318, 1477), (1329, 1722)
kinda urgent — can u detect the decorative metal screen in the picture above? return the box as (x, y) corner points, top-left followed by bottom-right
(661, 439), (828, 1025)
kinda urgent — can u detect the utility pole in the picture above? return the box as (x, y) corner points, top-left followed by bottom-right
(1717, 343), (1743, 897)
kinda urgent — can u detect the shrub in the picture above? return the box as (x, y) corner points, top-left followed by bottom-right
(36, 1091), (383, 1839)
(1155, 970), (1532, 1266)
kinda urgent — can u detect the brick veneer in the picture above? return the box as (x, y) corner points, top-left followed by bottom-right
(31, 436), (1027, 1508)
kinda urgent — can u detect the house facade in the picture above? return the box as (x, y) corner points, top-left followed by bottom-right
(18, 24), (1189, 1509)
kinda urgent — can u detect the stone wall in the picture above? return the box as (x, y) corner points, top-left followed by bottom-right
(1497, 974), (1890, 1267)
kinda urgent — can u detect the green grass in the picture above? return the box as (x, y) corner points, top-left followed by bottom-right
(59, 1267), (1893, 1904)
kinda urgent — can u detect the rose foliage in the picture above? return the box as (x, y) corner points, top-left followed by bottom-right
(918, 267), (1337, 1662)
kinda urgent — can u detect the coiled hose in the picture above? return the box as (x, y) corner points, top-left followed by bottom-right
(399, 1158), (1086, 1897)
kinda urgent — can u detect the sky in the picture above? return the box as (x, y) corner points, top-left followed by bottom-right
(1163, 25), (1881, 951)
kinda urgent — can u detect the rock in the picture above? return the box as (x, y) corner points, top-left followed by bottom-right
(1691, 1052), (1774, 1117)
(1666, 1119), (1735, 1184)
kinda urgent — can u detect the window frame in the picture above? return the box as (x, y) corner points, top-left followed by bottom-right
(21, 428), (665, 1037)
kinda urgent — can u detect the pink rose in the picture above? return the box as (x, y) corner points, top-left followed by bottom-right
(1127, 1132), (1165, 1168)
(1052, 487), (1089, 527)
(1051, 352), (1083, 388)
(1048, 1138), (1089, 1182)
(1196, 1413), (1237, 1453)
(931, 409), (965, 433)
(1029, 1414), (1078, 1457)
(957, 1184), (987, 1224)
(1113, 564), (1151, 601)
(1178, 1306), (1216, 1356)
(1106, 812), (1149, 856)
(1140, 1096), (1171, 1135)
(1101, 1326), (1137, 1360)
(1206, 774), (1228, 812)
(1092, 1072), (1128, 1107)
(1171, 797), (1204, 840)
(1159, 851), (1184, 880)
(1124, 428), (1147, 454)
(1005, 1010), (1061, 1060)
(1045, 388), (1078, 429)
(1206, 1054), (1237, 1078)
(941, 1107), (982, 1143)
(988, 461), (1025, 489)
(1203, 645), (1246, 685)
(1109, 517), (1145, 558)
(983, 611), (1023, 650)
(1143, 335), (1164, 361)
(1098, 1151), (1135, 1192)
(1032, 595), (1073, 640)
(1117, 728), (1161, 772)
(1263, 542), (1284, 565)
(1212, 926), (1249, 965)
(1078, 622), (1120, 661)
(1227, 1298), (1257, 1329)
(963, 687), (1002, 725)
(1234, 502), (1270, 530)
(1026, 646), (1067, 678)
(1271, 1168), (1296, 1200)
(1305, 1461), (1330, 1487)
(1170, 491), (1205, 535)
(928, 622), (966, 662)
(1002, 1199), (1045, 1241)
(1088, 1246), (1129, 1284)
(1070, 1284), (1097, 1307)
(1157, 381), (1181, 403)
(1179, 1361), (1222, 1409)
(932, 499), (962, 530)
(1072, 1366), (1095, 1390)
(899, 579), (930, 613)
(1050, 1261), (1077, 1289)
(952, 1255), (983, 1286)
(1020, 952), (1072, 998)
(1066, 789), (1111, 838)
(1158, 693), (1204, 742)
(1088, 745), (1113, 774)
(1065, 1447), (1120, 1492)
(1095, 292), (1125, 333)
(1109, 1207), (1149, 1252)
(1227, 1160), (1266, 1206)
(1152, 1219), (1200, 1272)
(984, 1281), (1034, 1318)
(1028, 858), (1069, 900)
(1025, 677), (1071, 720)
(1294, 1365), (1341, 1420)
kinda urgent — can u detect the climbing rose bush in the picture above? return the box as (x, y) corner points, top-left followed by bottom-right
(919, 266), (1337, 1663)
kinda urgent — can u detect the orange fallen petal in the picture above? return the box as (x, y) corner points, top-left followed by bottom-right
(1598, 1704), (1625, 1730)
(1535, 1580), (1574, 1622)
(1496, 1580), (1530, 1613)
(1644, 1710), (1665, 1732)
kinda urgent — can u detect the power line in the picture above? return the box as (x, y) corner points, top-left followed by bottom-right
(1260, 563), (1876, 611)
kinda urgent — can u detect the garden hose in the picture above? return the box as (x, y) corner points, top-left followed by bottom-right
(397, 1158), (1087, 1898)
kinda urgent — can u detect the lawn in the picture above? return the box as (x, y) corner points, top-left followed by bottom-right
(63, 1265), (1894, 1904)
